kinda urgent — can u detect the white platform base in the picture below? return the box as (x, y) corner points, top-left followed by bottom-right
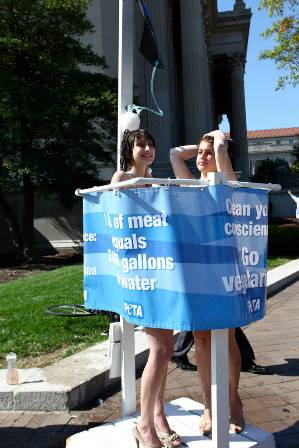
(65, 397), (276, 448)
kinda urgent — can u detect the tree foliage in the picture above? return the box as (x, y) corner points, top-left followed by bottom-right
(258, 0), (299, 89)
(251, 157), (299, 186)
(290, 142), (299, 173)
(0, 0), (117, 259)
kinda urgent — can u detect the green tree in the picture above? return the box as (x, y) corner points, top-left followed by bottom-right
(251, 158), (284, 183)
(258, 0), (299, 89)
(252, 157), (299, 186)
(0, 0), (117, 259)
(290, 142), (299, 173)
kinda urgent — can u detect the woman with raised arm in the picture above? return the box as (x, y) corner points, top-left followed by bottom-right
(170, 130), (245, 435)
(111, 129), (182, 448)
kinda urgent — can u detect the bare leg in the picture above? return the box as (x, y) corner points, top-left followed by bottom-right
(193, 330), (212, 435)
(154, 370), (182, 447)
(228, 329), (245, 433)
(193, 329), (245, 434)
(137, 328), (173, 447)
(154, 370), (170, 432)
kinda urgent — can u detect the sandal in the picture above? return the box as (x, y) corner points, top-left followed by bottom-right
(132, 424), (170, 448)
(156, 427), (183, 447)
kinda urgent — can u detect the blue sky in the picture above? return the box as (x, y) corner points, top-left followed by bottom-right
(218, 0), (298, 132)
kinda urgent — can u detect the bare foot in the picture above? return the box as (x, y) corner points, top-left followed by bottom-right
(229, 402), (245, 433)
(199, 408), (212, 435)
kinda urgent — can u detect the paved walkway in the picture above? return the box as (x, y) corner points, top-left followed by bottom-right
(1, 281), (299, 448)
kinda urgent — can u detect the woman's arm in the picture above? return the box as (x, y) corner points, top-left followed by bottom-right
(110, 170), (152, 189)
(288, 190), (299, 202)
(204, 130), (236, 181)
(110, 170), (131, 186)
(169, 145), (197, 179)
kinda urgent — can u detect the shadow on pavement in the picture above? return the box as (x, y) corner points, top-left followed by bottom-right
(268, 358), (299, 376)
(1, 422), (103, 448)
(0, 424), (90, 448)
(274, 419), (299, 448)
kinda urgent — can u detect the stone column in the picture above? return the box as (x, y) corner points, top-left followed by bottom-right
(84, 0), (119, 77)
(230, 52), (249, 178)
(179, 0), (213, 143)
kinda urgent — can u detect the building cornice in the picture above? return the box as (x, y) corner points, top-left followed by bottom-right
(211, 2), (251, 57)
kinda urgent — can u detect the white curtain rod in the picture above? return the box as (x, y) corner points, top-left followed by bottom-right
(75, 177), (281, 196)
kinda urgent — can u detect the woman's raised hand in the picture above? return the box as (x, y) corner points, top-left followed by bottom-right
(203, 130), (228, 149)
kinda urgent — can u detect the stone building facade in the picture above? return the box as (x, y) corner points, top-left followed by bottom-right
(85, 0), (251, 178)
(247, 127), (299, 175)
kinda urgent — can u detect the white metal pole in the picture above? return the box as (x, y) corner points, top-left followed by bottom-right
(208, 173), (230, 448)
(211, 330), (229, 448)
(118, 0), (136, 417)
(117, 0), (134, 169)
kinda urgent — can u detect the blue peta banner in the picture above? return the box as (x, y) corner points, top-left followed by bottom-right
(83, 185), (269, 330)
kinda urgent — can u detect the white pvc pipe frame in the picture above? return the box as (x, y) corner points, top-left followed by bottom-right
(75, 177), (281, 196)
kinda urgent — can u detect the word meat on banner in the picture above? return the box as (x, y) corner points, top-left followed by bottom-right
(83, 185), (269, 331)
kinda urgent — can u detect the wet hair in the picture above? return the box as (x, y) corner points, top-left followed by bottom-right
(120, 129), (156, 172)
(198, 135), (235, 158)
(198, 135), (214, 148)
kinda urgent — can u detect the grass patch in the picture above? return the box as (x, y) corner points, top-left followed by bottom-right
(0, 264), (110, 368)
(268, 224), (299, 257)
(267, 257), (296, 270)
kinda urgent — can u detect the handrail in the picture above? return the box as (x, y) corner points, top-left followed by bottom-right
(75, 177), (281, 196)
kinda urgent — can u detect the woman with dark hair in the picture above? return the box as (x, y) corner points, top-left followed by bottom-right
(170, 130), (245, 436)
(111, 129), (156, 184)
(111, 129), (181, 448)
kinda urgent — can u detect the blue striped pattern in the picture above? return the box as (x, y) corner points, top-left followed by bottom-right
(83, 185), (268, 330)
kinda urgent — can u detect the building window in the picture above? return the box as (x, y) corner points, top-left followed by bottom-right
(276, 139), (281, 145)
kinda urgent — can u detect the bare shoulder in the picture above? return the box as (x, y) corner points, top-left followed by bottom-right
(110, 170), (131, 185)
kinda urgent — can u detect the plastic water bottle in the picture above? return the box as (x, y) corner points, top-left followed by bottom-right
(6, 352), (19, 385)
